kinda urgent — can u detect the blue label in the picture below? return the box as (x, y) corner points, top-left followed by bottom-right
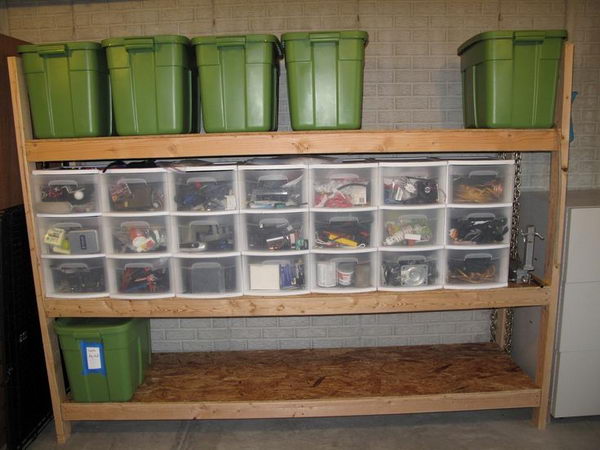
(80, 341), (106, 376)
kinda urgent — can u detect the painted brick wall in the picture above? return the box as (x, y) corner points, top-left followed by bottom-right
(2, 0), (599, 351)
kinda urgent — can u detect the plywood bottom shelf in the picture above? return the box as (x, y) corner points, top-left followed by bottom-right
(62, 343), (541, 421)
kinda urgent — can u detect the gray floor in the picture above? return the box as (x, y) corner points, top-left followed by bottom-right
(29, 409), (600, 450)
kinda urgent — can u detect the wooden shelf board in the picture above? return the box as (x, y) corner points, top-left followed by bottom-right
(62, 343), (541, 421)
(45, 285), (549, 318)
(25, 128), (560, 162)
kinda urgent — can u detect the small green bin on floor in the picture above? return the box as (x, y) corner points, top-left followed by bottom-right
(18, 42), (111, 139)
(458, 30), (567, 129)
(102, 35), (194, 135)
(54, 318), (151, 402)
(192, 34), (281, 133)
(282, 31), (368, 131)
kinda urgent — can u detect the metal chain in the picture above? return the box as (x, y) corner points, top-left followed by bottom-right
(490, 152), (522, 353)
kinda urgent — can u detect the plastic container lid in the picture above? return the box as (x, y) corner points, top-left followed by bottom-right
(54, 318), (138, 336)
(191, 34), (280, 46)
(18, 42), (101, 54)
(101, 35), (190, 47)
(281, 30), (368, 43)
(457, 29), (567, 56)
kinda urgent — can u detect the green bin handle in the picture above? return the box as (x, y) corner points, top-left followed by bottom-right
(124, 37), (155, 51)
(38, 44), (67, 56)
(514, 32), (545, 43)
(309, 32), (341, 43)
(73, 331), (103, 340)
(216, 37), (246, 48)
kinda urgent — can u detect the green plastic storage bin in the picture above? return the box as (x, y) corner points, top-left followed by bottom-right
(192, 34), (281, 133)
(282, 31), (368, 131)
(18, 42), (111, 139)
(458, 30), (567, 129)
(54, 318), (151, 402)
(102, 35), (193, 135)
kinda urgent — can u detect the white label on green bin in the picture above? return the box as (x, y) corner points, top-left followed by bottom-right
(80, 341), (106, 375)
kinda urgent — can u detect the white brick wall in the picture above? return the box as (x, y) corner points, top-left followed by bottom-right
(3, 0), (599, 351)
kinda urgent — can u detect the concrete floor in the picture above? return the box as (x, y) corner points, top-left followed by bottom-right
(29, 409), (600, 450)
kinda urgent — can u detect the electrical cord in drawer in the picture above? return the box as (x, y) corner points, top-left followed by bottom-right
(179, 221), (235, 252)
(383, 215), (432, 247)
(175, 177), (236, 211)
(109, 178), (164, 211)
(314, 216), (371, 248)
(119, 262), (169, 293)
(382, 255), (437, 288)
(43, 222), (100, 255)
(38, 179), (95, 213)
(248, 217), (308, 251)
(448, 253), (498, 284)
(51, 261), (105, 293)
(113, 221), (168, 253)
(453, 170), (504, 203)
(314, 175), (369, 208)
(248, 173), (304, 209)
(383, 176), (441, 205)
(449, 213), (508, 245)
(249, 258), (305, 290)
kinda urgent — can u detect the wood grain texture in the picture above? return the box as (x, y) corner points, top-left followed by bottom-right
(62, 343), (540, 421)
(24, 128), (560, 162)
(44, 285), (550, 318)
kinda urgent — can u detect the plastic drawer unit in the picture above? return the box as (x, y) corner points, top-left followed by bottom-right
(310, 162), (377, 209)
(37, 215), (103, 256)
(458, 30), (567, 128)
(238, 164), (308, 211)
(192, 34), (281, 132)
(243, 252), (309, 296)
(105, 214), (171, 254)
(171, 165), (238, 212)
(312, 250), (377, 293)
(109, 257), (172, 299)
(173, 213), (239, 253)
(32, 169), (101, 215)
(379, 249), (444, 291)
(312, 209), (377, 250)
(18, 42), (111, 138)
(445, 248), (509, 289)
(104, 169), (169, 213)
(379, 161), (448, 206)
(448, 161), (515, 205)
(43, 256), (108, 298)
(242, 211), (309, 252)
(175, 255), (242, 298)
(379, 207), (445, 249)
(446, 206), (512, 247)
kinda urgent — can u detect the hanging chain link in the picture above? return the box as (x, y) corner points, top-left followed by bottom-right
(490, 152), (522, 353)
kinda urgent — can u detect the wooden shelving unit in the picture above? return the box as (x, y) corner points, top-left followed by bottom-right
(7, 42), (573, 445)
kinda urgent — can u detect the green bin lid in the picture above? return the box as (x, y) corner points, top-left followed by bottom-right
(457, 29), (567, 56)
(191, 34), (280, 46)
(281, 30), (368, 43)
(101, 35), (190, 47)
(54, 318), (140, 336)
(18, 42), (101, 54)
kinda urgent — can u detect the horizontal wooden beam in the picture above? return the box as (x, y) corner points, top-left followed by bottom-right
(26, 129), (560, 162)
(45, 286), (550, 318)
(62, 390), (541, 421)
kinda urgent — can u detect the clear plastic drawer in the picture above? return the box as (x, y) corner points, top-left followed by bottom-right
(174, 213), (238, 253)
(176, 255), (242, 298)
(448, 161), (514, 205)
(243, 211), (309, 251)
(32, 169), (100, 214)
(104, 168), (168, 213)
(37, 215), (103, 256)
(380, 161), (447, 206)
(311, 162), (377, 208)
(110, 257), (172, 298)
(311, 250), (377, 293)
(239, 164), (307, 210)
(172, 165), (237, 212)
(105, 215), (171, 254)
(312, 210), (376, 250)
(445, 248), (509, 289)
(380, 207), (445, 248)
(379, 249), (443, 291)
(43, 256), (107, 298)
(243, 253), (308, 295)
(446, 206), (512, 246)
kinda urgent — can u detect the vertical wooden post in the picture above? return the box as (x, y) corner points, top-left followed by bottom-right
(533, 42), (574, 429)
(7, 57), (72, 443)
(494, 308), (509, 350)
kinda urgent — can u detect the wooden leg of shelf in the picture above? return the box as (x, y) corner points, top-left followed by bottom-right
(494, 308), (509, 350)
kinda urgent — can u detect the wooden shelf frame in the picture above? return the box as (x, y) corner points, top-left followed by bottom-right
(6, 41), (574, 444)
